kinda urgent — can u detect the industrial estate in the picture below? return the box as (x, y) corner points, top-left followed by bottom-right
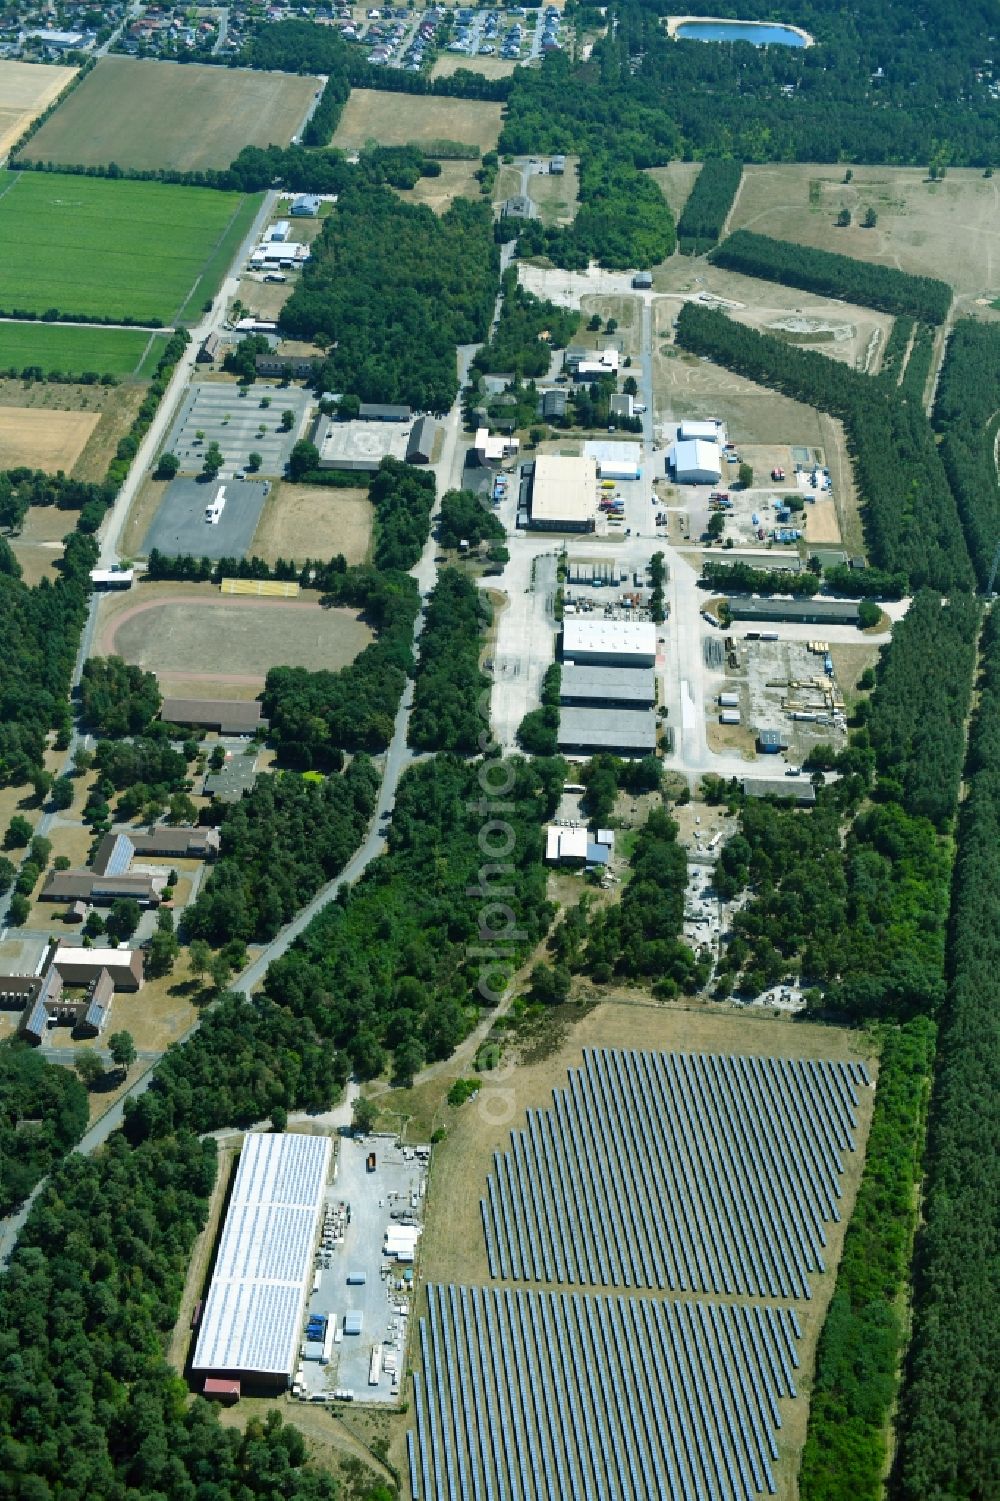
(0, 6), (996, 1501)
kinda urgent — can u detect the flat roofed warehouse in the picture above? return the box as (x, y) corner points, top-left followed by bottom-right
(192, 1132), (333, 1393)
(528, 453), (597, 531)
(731, 597), (862, 625)
(558, 706), (658, 755)
(559, 664), (656, 708)
(562, 617), (657, 667)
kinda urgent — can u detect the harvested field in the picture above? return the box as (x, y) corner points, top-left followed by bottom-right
(527, 157), (580, 227)
(95, 583), (374, 693)
(730, 164), (1000, 306)
(431, 54), (517, 80)
(331, 88), (502, 153)
(397, 158), (480, 214)
(644, 160), (703, 221)
(0, 406), (99, 472)
(0, 60), (76, 157)
(20, 58), (320, 173)
(0, 322), (166, 378)
(250, 483), (372, 566)
(0, 170), (253, 324)
(7, 503), (72, 585)
(73, 383), (149, 483)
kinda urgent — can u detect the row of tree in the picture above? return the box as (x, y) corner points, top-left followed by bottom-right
(0, 469), (114, 535)
(709, 230), (952, 323)
(676, 159), (743, 254)
(702, 560), (821, 596)
(407, 569), (491, 755)
(932, 319), (1000, 588)
(675, 302), (974, 592)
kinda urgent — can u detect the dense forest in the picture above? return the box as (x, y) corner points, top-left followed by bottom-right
(407, 569), (491, 755)
(0, 1044), (89, 1217)
(709, 231), (952, 323)
(279, 183), (497, 413)
(263, 755), (559, 1083)
(932, 320), (1000, 589)
(80, 655), (162, 739)
(369, 457), (436, 573)
(799, 1018), (935, 1501)
(675, 303), (974, 592)
(472, 269), (578, 380)
(515, 153), (676, 270)
(184, 758), (379, 946)
(437, 489), (506, 552)
(676, 159), (743, 254)
(0, 1128), (341, 1501)
(894, 606), (1000, 1500)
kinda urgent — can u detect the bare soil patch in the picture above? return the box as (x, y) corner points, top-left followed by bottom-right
(331, 88), (502, 153)
(0, 60), (77, 157)
(0, 406), (99, 471)
(806, 494), (842, 544)
(7, 503), (73, 585)
(236, 275), (295, 321)
(731, 163), (1000, 305)
(251, 482), (372, 566)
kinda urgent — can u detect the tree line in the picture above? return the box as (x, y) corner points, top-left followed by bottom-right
(710, 231), (952, 324)
(932, 320), (1000, 589)
(893, 605), (1000, 1500)
(676, 159), (743, 255)
(408, 569), (491, 755)
(675, 302), (974, 593)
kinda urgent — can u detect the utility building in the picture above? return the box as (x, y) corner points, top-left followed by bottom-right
(668, 438), (722, 485)
(583, 441), (641, 481)
(192, 1132), (333, 1396)
(678, 419), (725, 445)
(730, 598), (861, 625)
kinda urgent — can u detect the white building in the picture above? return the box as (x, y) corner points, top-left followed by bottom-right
(475, 427), (520, 464)
(678, 418), (726, 445)
(529, 454), (598, 531)
(545, 826), (589, 864)
(570, 347), (620, 380)
(191, 1132), (333, 1394)
(249, 242), (310, 270)
(668, 438), (722, 485)
(562, 617), (657, 667)
(583, 440), (642, 481)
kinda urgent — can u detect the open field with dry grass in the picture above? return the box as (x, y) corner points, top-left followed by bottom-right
(94, 582), (374, 695)
(332, 88), (502, 153)
(527, 157), (579, 226)
(431, 54), (518, 80)
(21, 57), (320, 173)
(0, 376), (148, 484)
(411, 998), (879, 1500)
(396, 157), (480, 214)
(644, 160), (703, 221)
(0, 60), (76, 157)
(7, 503), (70, 585)
(250, 483), (372, 566)
(0, 406), (99, 472)
(730, 164), (1000, 308)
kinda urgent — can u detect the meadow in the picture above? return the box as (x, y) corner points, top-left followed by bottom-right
(0, 323), (168, 377)
(21, 58), (320, 174)
(0, 171), (253, 324)
(331, 88), (503, 153)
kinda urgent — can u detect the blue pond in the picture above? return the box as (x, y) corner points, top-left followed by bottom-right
(677, 19), (809, 47)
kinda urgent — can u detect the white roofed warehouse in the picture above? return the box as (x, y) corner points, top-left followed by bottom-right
(668, 438), (722, 485)
(527, 454), (598, 532)
(191, 1132), (333, 1395)
(562, 617), (657, 667)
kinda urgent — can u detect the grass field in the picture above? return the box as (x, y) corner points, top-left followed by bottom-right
(0, 170), (254, 324)
(0, 407), (99, 473)
(430, 54), (518, 80)
(644, 161), (703, 222)
(95, 583), (374, 694)
(0, 60), (77, 158)
(730, 164), (1000, 304)
(331, 88), (502, 153)
(21, 58), (320, 173)
(250, 483), (373, 566)
(0, 322), (168, 377)
(527, 158), (579, 227)
(396, 157), (481, 214)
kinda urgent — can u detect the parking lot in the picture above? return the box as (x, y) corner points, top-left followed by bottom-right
(141, 477), (270, 560)
(162, 383), (313, 479)
(295, 1136), (428, 1406)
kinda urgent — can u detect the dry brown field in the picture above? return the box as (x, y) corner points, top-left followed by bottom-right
(0, 60), (77, 157)
(94, 581), (374, 695)
(397, 158), (480, 214)
(0, 405), (98, 472)
(730, 164), (1000, 306)
(431, 54), (518, 81)
(332, 88), (502, 153)
(527, 157), (580, 227)
(250, 482), (372, 566)
(7, 504), (71, 585)
(0, 377), (147, 482)
(644, 160), (703, 221)
(21, 58), (320, 172)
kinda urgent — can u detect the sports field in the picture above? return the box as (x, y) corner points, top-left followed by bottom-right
(0, 60), (77, 158)
(0, 171), (254, 324)
(0, 323), (168, 378)
(331, 88), (503, 152)
(21, 58), (321, 173)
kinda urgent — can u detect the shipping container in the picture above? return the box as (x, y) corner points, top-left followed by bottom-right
(366, 1151), (376, 1172)
(718, 693), (739, 708)
(719, 710), (741, 725)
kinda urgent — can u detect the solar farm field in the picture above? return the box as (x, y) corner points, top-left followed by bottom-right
(20, 58), (321, 174)
(0, 171), (255, 324)
(0, 323), (168, 378)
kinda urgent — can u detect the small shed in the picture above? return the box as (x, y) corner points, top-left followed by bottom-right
(343, 1312), (363, 1336)
(757, 729), (786, 754)
(631, 271), (653, 289)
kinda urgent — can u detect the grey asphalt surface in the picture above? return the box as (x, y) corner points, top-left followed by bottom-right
(141, 476), (270, 560)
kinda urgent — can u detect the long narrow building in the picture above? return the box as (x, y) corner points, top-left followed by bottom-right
(191, 1131), (332, 1396)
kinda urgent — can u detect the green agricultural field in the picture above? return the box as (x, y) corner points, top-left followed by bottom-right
(0, 171), (256, 324)
(0, 322), (169, 377)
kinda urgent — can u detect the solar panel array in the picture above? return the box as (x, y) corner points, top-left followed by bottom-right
(481, 1049), (869, 1300)
(408, 1283), (802, 1501)
(104, 833), (134, 877)
(192, 1132), (332, 1380)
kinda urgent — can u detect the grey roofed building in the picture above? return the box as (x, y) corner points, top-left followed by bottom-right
(540, 389), (567, 420)
(757, 729), (787, 753)
(559, 664), (656, 709)
(406, 415), (437, 464)
(92, 827), (219, 875)
(160, 698), (267, 735)
(40, 870), (161, 906)
(358, 403), (411, 422)
(549, 155), (566, 174)
(204, 753), (260, 803)
(558, 707), (658, 756)
(743, 777), (817, 806)
(729, 597), (861, 625)
(500, 194), (538, 220)
(631, 271), (653, 289)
